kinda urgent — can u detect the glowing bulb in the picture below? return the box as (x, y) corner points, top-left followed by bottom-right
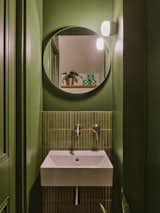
(101, 21), (111, 37)
(96, 38), (104, 50)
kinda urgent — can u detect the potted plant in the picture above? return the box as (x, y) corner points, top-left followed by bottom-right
(99, 188), (130, 213)
(62, 71), (82, 86)
(121, 188), (130, 213)
(99, 203), (107, 213)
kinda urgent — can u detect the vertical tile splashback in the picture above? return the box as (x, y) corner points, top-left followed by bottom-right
(42, 111), (112, 213)
(42, 111), (112, 156)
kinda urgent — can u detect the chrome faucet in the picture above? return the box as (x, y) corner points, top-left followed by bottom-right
(70, 124), (81, 155)
(74, 123), (81, 137)
(92, 124), (100, 149)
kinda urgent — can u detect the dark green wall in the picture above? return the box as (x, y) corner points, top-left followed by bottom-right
(112, 0), (123, 212)
(123, 0), (147, 213)
(0, 0), (16, 213)
(25, 0), (43, 212)
(43, 0), (113, 111)
(146, 0), (160, 212)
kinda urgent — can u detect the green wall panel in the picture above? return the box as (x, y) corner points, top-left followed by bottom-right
(123, 0), (147, 213)
(43, 0), (113, 111)
(146, 0), (160, 212)
(0, 0), (4, 155)
(0, 0), (16, 213)
(25, 0), (43, 212)
(112, 0), (123, 212)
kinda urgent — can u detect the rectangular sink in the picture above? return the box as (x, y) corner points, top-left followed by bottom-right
(40, 150), (113, 187)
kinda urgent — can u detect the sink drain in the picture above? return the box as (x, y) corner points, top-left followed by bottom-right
(75, 158), (79, 162)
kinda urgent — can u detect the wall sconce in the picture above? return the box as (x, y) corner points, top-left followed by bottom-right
(96, 37), (105, 50)
(101, 20), (117, 37)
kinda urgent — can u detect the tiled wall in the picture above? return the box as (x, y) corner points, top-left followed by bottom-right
(42, 111), (112, 213)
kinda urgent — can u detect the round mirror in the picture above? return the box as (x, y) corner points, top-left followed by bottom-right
(43, 26), (111, 94)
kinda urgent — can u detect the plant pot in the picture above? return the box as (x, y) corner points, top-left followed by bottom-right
(65, 78), (74, 86)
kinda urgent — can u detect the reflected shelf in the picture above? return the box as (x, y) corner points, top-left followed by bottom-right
(61, 85), (96, 89)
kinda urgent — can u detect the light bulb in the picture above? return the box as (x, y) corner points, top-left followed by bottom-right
(101, 21), (111, 37)
(96, 38), (104, 50)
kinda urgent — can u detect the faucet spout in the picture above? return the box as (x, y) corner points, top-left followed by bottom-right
(70, 124), (81, 153)
(70, 149), (74, 155)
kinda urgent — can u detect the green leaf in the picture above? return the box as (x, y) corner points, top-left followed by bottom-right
(99, 203), (107, 213)
(121, 189), (130, 213)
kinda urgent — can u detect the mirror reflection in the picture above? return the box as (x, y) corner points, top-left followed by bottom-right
(43, 27), (111, 94)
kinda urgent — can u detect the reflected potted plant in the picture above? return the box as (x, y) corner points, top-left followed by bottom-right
(62, 71), (82, 86)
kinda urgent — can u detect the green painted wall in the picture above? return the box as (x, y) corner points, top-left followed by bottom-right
(123, 1), (147, 213)
(112, 0), (123, 212)
(146, 0), (160, 212)
(25, 0), (43, 212)
(0, 0), (16, 213)
(43, 0), (113, 111)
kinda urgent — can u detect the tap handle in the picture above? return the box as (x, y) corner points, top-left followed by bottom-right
(93, 123), (100, 131)
(75, 123), (81, 136)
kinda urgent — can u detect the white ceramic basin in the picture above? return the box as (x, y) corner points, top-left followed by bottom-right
(40, 150), (113, 187)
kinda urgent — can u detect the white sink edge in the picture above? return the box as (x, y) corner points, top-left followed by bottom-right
(40, 150), (113, 187)
(41, 150), (113, 169)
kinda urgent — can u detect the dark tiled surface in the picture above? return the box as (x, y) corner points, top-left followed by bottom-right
(43, 187), (112, 213)
(42, 111), (112, 156)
